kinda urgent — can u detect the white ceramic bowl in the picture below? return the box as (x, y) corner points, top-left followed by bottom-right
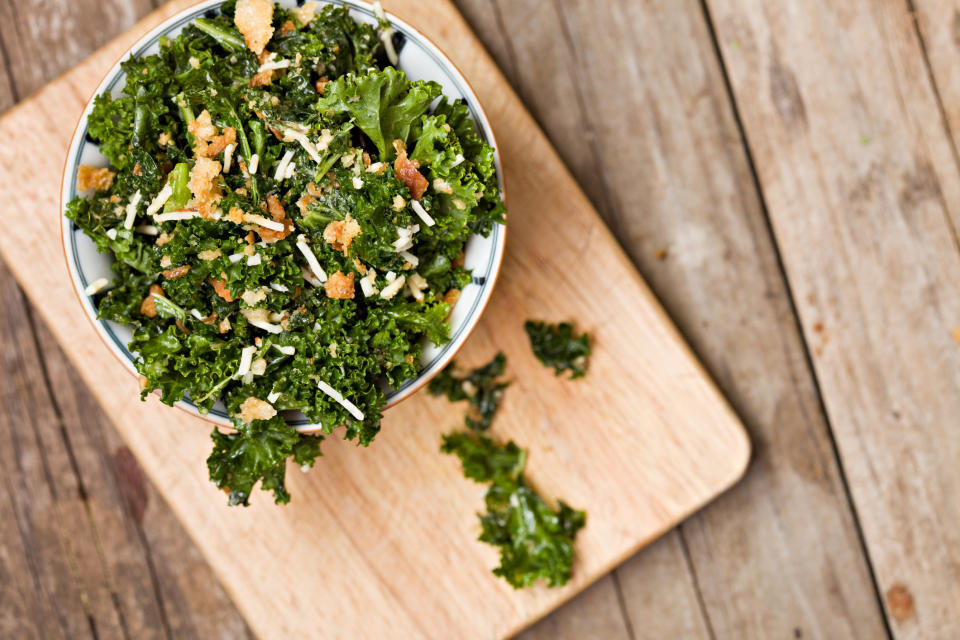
(61, 0), (505, 430)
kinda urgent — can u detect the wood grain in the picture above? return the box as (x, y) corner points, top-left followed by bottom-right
(0, 0), (250, 637)
(0, 0), (749, 638)
(705, 0), (960, 636)
(457, 0), (889, 636)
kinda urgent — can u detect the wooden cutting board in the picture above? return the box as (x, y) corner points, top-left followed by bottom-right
(0, 1), (750, 637)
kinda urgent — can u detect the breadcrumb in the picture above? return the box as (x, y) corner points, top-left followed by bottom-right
(188, 110), (237, 158)
(234, 0), (274, 56)
(293, 1), (317, 26)
(140, 284), (165, 317)
(161, 265), (191, 279)
(324, 271), (355, 299)
(256, 194), (294, 243)
(197, 249), (222, 261)
(188, 156), (223, 218)
(237, 396), (277, 423)
(322, 215), (362, 254)
(77, 165), (116, 191)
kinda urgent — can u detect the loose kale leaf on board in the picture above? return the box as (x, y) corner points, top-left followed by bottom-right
(441, 431), (586, 589)
(524, 321), (591, 379)
(428, 352), (508, 431)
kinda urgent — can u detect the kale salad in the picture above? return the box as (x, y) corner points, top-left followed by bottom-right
(67, 0), (505, 506)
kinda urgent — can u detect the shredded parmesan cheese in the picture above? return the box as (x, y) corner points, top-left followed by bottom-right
(106, 228), (118, 240)
(296, 235), (328, 283)
(229, 252), (245, 264)
(274, 149), (295, 180)
(247, 253), (262, 266)
(257, 57), (292, 73)
(267, 391), (281, 403)
(317, 380), (364, 420)
(380, 274), (405, 300)
(399, 250), (419, 267)
(135, 224), (159, 235)
(123, 190), (142, 229)
(249, 318), (282, 334)
(280, 126), (323, 164)
(222, 143), (235, 174)
(373, 2), (398, 66)
(270, 283), (289, 292)
(236, 345), (257, 377)
(244, 213), (286, 231)
(146, 184), (173, 216)
(450, 153), (465, 168)
(273, 344), (295, 356)
(249, 153), (260, 174)
(83, 277), (109, 296)
(410, 200), (435, 226)
(154, 210), (200, 223)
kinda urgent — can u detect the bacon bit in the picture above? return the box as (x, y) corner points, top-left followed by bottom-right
(393, 139), (428, 200)
(210, 277), (235, 302)
(234, 0), (274, 56)
(188, 156), (223, 218)
(280, 19), (296, 35)
(132, 164), (142, 176)
(237, 396), (276, 423)
(140, 284), (165, 317)
(323, 216), (362, 254)
(202, 311), (218, 325)
(161, 265), (191, 279)
(324, 271), (355, 299)
(77, 165), (116, 191)
(256, 194), (294, 243)
(315, 77), (328, 94)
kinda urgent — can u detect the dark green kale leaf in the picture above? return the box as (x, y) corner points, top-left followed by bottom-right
(208, 416), (323, 506)
(428, 352), (508, 431)
(524, 321), (591, 379)
(315, 67), (441, 159)
(441, 431), (586, 589)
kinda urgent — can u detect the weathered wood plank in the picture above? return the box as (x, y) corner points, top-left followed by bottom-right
(0, 258), (117, 639)
(704, 0), (960, 635)
(0, 0), (155, 98)
(518, 576), (632, 640)
(33, 321), (254, 640)
(912, 1), (960, 150)
(456, 0), (890, 636)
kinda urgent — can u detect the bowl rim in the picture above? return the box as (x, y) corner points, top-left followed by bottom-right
(60, 0), (507, 433)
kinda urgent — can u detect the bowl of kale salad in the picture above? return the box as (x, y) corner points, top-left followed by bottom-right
(61, 0), (506, 506)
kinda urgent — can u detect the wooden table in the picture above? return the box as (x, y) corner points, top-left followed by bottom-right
(2, 0), (957, 637)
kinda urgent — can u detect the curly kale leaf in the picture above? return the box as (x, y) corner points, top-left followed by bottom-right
(208, 416), (324, 506)
(524, 321), (591, 379)
(428, 352), (508, 431)
(441, 431), (586, 589)
(316, 67), (441, 159)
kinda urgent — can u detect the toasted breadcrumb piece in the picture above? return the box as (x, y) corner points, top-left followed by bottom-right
(160, 256), (172, 268)
(77, 165), (116, 191)
(210, 277), (235, 302)
(393, 140), (428, 200)
(157, 131), (171, 146)
(202, 311), (218, 325)
(280, 20), (296, 35)
(237, 396), (276, 423)
(234, 0), (274, 56)
(140, 284), (165, 317)
(188, 156), (223, 218)
(241, 289), (268, 306)
(226, 206), (245, 224)
(218, 316), (232, 333)
(161, 265), (191, 279)
(324, 271), (355, 299)
(293, 1), (317, 26)
(188, 110), (237, 158)
(315, 77), (328, 94)
(443, 288), (461, 308)
(322, 215), (362, 254)
(156, 231), (174, 246)
(255, 194), (294, 243)
(197, 249), (222, 261)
